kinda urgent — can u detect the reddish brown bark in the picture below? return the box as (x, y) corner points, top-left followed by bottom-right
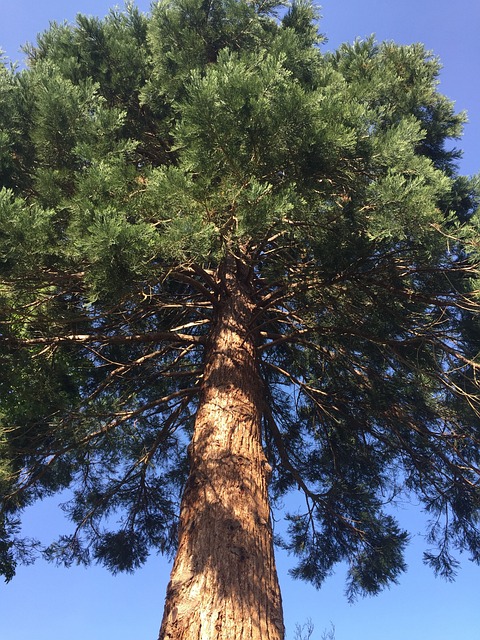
(159, 265), (284, 639)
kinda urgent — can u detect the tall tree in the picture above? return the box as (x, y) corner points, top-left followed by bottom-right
(1, 1), (480, 638)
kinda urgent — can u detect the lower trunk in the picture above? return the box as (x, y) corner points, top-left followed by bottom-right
(159, 268), (284, 639)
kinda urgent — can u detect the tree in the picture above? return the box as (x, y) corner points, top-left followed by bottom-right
(294, 620), (335, 640)
(1, 1), (480, 637)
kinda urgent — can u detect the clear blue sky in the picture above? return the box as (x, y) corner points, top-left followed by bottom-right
(1, 2), (479, 639)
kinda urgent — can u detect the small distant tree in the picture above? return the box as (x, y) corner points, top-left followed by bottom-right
(294, 619), (315, 640)
(1, 2), (480, 638)
(321, 624), (336, 640)
(294, 619), (335, 640)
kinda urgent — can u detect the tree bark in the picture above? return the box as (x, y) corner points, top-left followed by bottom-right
(159, 262), (284, 640)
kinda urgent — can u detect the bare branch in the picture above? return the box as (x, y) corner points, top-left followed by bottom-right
(3, 330), (206, 348)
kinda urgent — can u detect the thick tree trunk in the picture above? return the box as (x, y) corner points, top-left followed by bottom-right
(159, 264), (284, 640)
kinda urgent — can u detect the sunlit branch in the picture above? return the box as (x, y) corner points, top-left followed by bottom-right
(3, 330), (205, 348)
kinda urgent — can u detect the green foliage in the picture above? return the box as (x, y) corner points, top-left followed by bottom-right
(1, 0), (480, 600)
(0, 189), (55, 270)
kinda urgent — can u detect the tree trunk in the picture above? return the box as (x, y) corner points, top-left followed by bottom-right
(159, 263), (284, 640)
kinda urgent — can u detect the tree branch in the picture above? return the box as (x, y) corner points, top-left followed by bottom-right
(3, 330), (206, 348)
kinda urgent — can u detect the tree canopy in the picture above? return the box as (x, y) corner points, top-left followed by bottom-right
(1, 0), (480, 608)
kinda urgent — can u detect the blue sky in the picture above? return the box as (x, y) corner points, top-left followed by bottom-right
(1, 1), (479, 639)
